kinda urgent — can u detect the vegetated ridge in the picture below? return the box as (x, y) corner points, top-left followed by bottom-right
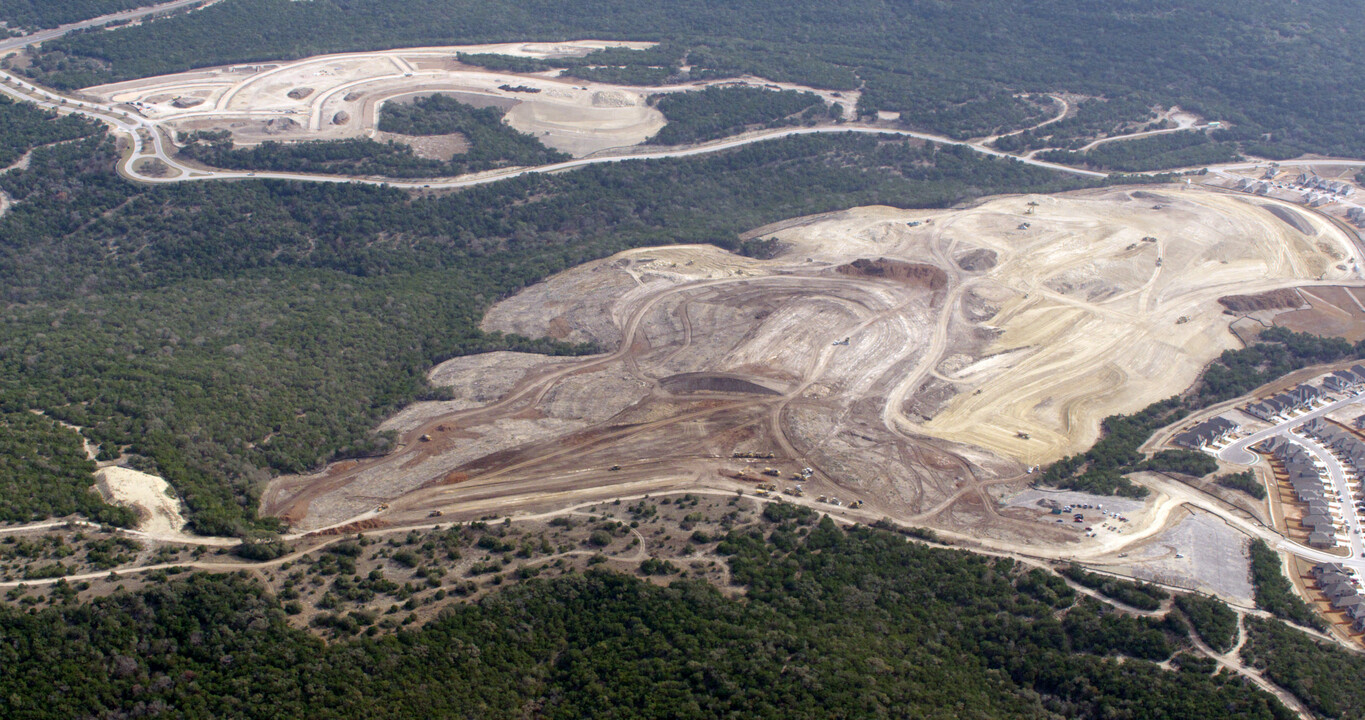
(16, 0), (1365, 159)
(0, 510), (1297, 719)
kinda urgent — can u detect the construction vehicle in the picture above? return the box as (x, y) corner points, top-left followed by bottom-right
(428, 510), (443, 518)
(419, 434), (431, 442)
(761, 468), (781, 477)
(609, 465), (621, 471)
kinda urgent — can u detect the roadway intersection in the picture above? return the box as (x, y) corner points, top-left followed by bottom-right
(1218, 391), (1365, 572)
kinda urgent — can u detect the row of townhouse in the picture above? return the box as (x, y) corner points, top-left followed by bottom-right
(1246, 384), (1323, 422)
(1300, 417), (1365, 545)
(1312, 563), (1365, 631)
(1322, 364), (1365, 393)
(1262, 436), (1338, 548)
(1235, 178), (1273, 195)
(1294, 174), (1356, 196)
(1300, 418), (1365, 472)
(1172, 416), (1239, 450)
(1348, 206), (1365, 229)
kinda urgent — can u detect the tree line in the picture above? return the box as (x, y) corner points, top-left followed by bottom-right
(0, 128), (1089, 535)
(1042, 327), (1364, 498)
(0, 514), (1297, 718)
(17, 0), (1365, 162)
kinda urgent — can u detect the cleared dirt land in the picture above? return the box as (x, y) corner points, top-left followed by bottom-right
(261, 186), (1358, 554)
(84, 41), (852, 157)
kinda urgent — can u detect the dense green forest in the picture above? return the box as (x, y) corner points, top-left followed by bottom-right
(17, 0), (1365, 159)
(0, 412), (134, 526)
(991, 95), (1159, 153)
(1248, 539), (1328, 631)
(0, 0), (148, 29)
(1058, 563), (1168, 611)
(178, 95), (569, 177)
(0, 94), (102, 166)
(1042, 327), (1363, 497)
(1217, 470), (1268, 500)
(377, 93), (569, 166)
(1037, 131), (1243, 172)
(1242, 617), (1365, 719)
(0, 128), (1087, 534)
(1173, 593), (1238, 653)
(0, 515), (1295, 719)
(649, 87), (830, 145)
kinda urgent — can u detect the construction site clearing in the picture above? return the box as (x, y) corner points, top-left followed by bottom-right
(80, 40), (854, 157)
(257, 185), (1359, 588)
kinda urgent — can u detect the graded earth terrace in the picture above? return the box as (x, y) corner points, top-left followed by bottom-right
(261, 186), (1356, 562)
(82, 41), (852, 157)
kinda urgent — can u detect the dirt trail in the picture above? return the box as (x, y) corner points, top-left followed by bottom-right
(1183, 614), (1316, 719)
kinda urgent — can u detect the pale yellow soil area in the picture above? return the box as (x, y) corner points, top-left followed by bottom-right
(263, 186), (1356, 557)
(762, 188), (1356, 466)
(94, 466), (187, 535)
(83, 41), (851, 157)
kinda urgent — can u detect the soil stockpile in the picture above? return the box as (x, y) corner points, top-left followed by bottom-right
(835, 258), (947, 289)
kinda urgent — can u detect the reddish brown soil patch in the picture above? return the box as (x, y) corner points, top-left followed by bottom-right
(1219, 288), (1302, 313)
(1275, 286), (1365, 341)
(835, 258), (947, 290)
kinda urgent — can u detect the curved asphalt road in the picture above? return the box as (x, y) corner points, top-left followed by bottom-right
(1217, 394), (1365, 572)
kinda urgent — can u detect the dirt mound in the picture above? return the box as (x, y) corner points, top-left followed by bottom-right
(1218, 288), (1302, 313)
(955, 248), (998, 272)
(170, 96), (203, 108)
(835, 258), (947, 289)
(1261, 204), (1315, 235)
(262, 117), (301, 135)
(332, 111), (350, 125)
(343, 91), (363, 102)
(286, 87), (314, 100)
(592, 91), (635, 108)
(660, 373), (781, 395)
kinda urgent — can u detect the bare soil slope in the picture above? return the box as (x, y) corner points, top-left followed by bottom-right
(263, 186), (1357, 553)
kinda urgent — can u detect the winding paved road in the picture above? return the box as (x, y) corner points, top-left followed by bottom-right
(1, 4), (1362, 197)
(1217, 394), (1365, 572)
(0, 0), (216, 55)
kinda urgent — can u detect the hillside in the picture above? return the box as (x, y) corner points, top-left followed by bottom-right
(15, 0), (1365, 158)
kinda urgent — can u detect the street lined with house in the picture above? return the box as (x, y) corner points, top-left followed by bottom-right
(1191, 366), (1365, 637)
